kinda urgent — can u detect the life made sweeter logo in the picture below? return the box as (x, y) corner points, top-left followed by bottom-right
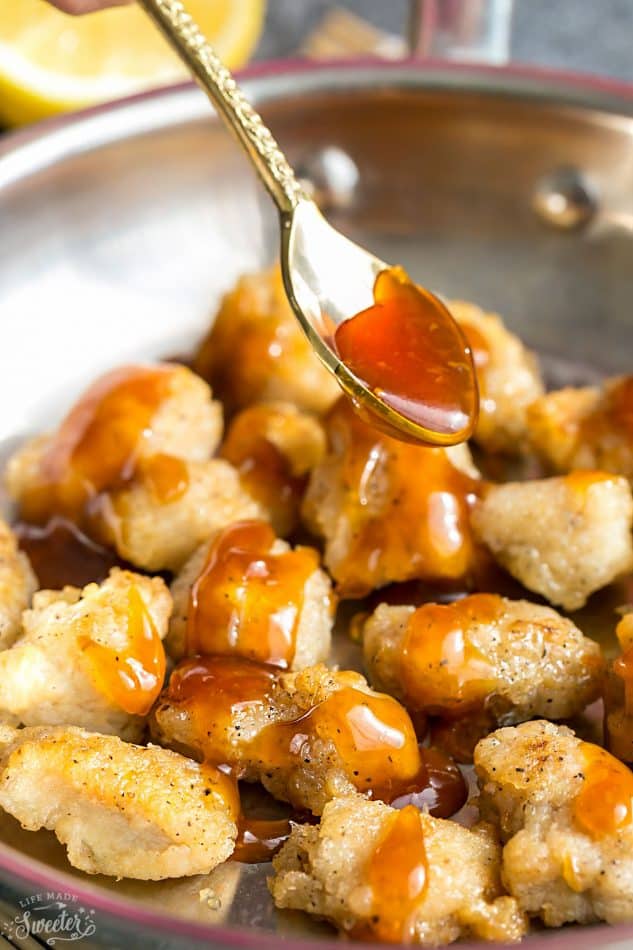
(2, 891), (97, 945)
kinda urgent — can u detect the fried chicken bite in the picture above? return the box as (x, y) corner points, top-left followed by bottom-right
(107, 458), (264, 573)
(0, 519), (37, 649)
(152, 660), (428, 816)
(4, 364), (234, 573)
(527, 376), (633, 482)
(167, 520), (333, 667)
(219, 402), (326, 537)
(0, 568), (170, 741)
(302, 397), (484, 598)
(472, 472), (633, 610)
(475, 720), (633, 927)
(0, 724), (238, 880)
(193, 266), (340, 416)
(362, 594), (604, 733)
(270, 794), (527, 945)
(449, 300), (544, 454)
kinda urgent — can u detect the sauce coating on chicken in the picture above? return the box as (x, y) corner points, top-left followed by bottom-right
(306, 398), (482, 597)
(17, 365), (189, 533)
(351, 805), (428, 944)
(79, 585), (166, 716)
(401, 595), (500, 715)
(574, 743), (633, 839)
(186, 521), (319, 668)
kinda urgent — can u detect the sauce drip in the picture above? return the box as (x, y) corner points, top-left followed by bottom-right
(573, 742), (633, 838)
(233, 816), (293, 863)
(14, 516), (123, 589)
(186, 520), (319, 668)
(352, 805), (428, 943)
(614, 646), (633, 718)
(334, 267), (477, 441)
(18, 364), (187, 537)
(79, 586), (166, 715)
(390, 746), (467, 818)
(400, 594), (501, 716)
(323, 398), (482, 597)
(220, 406), (307, 537)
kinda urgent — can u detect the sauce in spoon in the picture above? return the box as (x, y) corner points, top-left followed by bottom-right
(334, 267), (478, 442)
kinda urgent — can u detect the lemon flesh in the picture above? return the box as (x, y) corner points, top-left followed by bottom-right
(0, 0), (265, 125)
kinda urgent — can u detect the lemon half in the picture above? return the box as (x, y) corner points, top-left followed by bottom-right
(0, 0), (265, 126)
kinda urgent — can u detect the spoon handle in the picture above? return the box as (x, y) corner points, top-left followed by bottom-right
(138, 0), (304, 214)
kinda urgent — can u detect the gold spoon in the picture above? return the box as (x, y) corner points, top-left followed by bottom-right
(138, 0), (478, 446)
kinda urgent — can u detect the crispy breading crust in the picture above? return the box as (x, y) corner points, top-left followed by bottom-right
(0, 519), (37, 650)
(472, 473), (633, 610)
(270, 794), (527, 945)
(475, 720), (633, 926)
(0, 725), (237, 880)
(362, 597), (604, 721)
(449, 300), (544, 454)
(0, 568), (171, 740)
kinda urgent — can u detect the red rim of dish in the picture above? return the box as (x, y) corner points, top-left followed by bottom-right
(0, 57), (631, 948)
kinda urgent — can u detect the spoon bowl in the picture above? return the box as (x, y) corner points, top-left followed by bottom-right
(139, 0), (478, 446)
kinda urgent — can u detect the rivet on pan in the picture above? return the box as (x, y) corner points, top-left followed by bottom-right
(532, 166), (597, 231)
(295, 147), (360, 211)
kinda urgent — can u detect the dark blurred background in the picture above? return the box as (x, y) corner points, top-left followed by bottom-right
(256, 0), (633, 82)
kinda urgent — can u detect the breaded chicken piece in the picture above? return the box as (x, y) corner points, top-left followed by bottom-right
(0, 519), (37, 649)
(0, 568), (171, 741)
(167, 524), (333, 666)
(449, 300), (544, 454)
(472, 472), (633, 610)
(5, 364), (223, 517)
(220, 402), (326, 537)
(302, 397), (483, 597)
(475, 720), (633, 926)
(363, 595), (604, 725)
(0, 724), (237, 880)
(108, 459), (265, 573)
(193, 266), (340, 416)
(605, 612), (633, 762)
(527, 376), (633, 482)
(270, 794), (527, 945)
(152, 662), (421, 815)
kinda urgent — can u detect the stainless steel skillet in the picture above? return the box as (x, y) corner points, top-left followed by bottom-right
(0, 60), (631, 948)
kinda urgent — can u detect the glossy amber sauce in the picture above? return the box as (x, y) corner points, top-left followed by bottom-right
(137, 453), (190, 505)
(400, 594), (501, 715)
(201, 763), (241, 822)
(79, 586), (166, 715)
(220, 406), (306, 536)
(257, 685), (423, 805)
(323, 398), (482, 597)
(18, 364), (188, 535)
(233, 816), (294, 863)
(162, 656), (461, 814)
(186, 520), (319, 668)
(333, 267), (477, 440)
(14, 517), (122, 589)
(352, 805), (428, 944)
(390, 746), (467, 818)
(161, 655), (278, 766)
(573, 743), (633, 838)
